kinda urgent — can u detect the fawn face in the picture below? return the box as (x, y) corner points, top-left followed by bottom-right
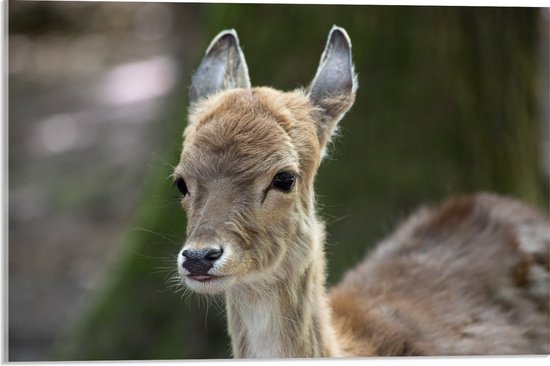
(175, 27), (357, 294)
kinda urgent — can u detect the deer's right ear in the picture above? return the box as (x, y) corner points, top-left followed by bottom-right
(309, 26), (357, 149)
(189, 29), (251, 104)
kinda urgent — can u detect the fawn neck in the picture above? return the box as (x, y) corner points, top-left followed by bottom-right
(225, 215), (342, 358)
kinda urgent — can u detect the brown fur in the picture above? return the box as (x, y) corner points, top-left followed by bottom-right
(175, 29), (549, 358)
(177, 87), (343, 357)
(176, 86), (550, 357)
(330, 194), (549, 355)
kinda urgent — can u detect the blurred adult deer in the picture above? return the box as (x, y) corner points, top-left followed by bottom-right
(173, 26), (549, 358)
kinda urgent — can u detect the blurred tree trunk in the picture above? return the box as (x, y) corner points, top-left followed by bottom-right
(56, 5), (548, 360)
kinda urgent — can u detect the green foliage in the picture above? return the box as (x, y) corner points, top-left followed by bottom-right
(58, 4), (547, 360)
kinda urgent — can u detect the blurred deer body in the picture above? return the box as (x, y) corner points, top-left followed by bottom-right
(174, 27), (550, 358)
(330, 193), (549, 355)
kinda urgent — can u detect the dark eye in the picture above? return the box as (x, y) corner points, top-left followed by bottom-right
(174, 177), (188, 196)
(272, 171), (296, 192)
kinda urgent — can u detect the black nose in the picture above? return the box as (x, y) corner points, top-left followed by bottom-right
(181, 247), (223, 275)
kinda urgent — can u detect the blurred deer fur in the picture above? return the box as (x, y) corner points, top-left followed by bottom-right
(174, 27), (550, 358)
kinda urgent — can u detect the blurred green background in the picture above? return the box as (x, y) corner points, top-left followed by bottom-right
(8, 1), (549, 360)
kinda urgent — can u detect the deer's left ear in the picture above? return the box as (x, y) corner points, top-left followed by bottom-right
(189, 29), (251, 105)
(309, 26), (358, 148)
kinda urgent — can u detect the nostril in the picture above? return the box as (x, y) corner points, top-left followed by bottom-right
(181, 247), (223, 261)
(204, 247), (223, 261)
(181, 247), (223, 276)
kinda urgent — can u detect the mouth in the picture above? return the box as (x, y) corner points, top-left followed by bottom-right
(184, 274), (234, 294)
(187, 275), (223, 282)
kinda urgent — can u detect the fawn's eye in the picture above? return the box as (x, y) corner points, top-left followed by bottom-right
(174, 177), (188, 196)
(272, 171), (296, 192)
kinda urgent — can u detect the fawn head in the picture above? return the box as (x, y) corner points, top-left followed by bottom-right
(175, 27), (357, 294)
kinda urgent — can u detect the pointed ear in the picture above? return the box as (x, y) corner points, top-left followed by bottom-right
(309, 26), (357, 148)
(189, 29), (251, 104)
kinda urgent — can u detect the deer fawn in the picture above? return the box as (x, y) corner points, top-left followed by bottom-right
(174, 26), (549, 358)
